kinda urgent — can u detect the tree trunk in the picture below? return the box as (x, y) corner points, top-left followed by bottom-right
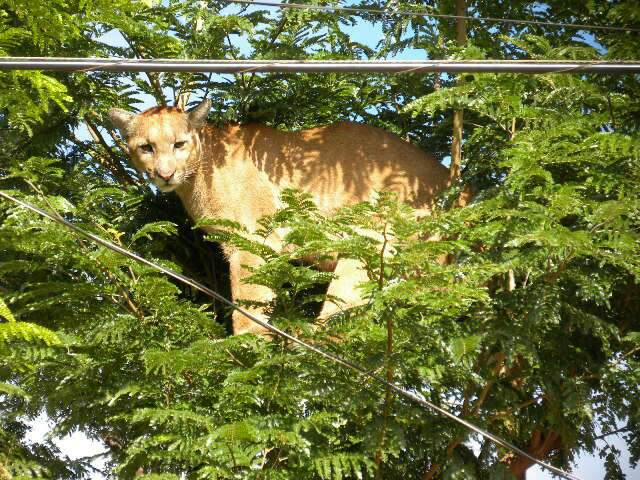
(507, 428), (563, 479)
(450, 0), (466, 180)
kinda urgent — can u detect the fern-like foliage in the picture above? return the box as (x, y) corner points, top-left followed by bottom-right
(0, 1), (639, 479)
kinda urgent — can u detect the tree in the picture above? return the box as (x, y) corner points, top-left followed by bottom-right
(0, 1), (638, 479)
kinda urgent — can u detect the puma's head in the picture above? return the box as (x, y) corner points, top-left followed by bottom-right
(108, 99), (211, 192)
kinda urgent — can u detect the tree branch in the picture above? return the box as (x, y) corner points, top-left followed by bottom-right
(375, 222), (393, 479)
(594, 426), (629, 441)
(506, 428), (564, 479)
(84, 116), (139, 186)
(449, 0), (466, 181)
(120, 31), (166, 105)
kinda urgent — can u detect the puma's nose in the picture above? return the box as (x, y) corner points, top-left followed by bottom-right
(156, 168), (175, 181)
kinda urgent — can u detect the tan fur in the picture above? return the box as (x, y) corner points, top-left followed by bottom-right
(109, 100), (450, 335)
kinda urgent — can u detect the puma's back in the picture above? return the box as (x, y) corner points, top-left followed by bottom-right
(109, 99), (450, 224)
(194, 121), (451, 217)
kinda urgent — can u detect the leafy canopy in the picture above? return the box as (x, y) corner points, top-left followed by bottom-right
(0, 1), (639, 479)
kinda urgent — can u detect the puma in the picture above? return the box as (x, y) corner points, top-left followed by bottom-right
(109, 99), (450, 335)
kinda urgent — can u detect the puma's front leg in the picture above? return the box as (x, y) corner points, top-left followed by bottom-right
(227, 249), (275, 336)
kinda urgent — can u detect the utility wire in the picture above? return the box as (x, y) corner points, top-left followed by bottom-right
(1, 58), (639, 74)
(0, 190), (581, 480)
(225, 0), (640, 33)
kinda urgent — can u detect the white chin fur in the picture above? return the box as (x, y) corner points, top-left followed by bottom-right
(155, 180), (180, 192)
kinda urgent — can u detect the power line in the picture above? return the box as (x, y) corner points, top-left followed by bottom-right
(224, 0), (640, 33)
(0, 190), (581, 480)
(1, 57), (639, 74)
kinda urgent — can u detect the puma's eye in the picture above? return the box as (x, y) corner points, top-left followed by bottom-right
(139, 144), (153, 153)
(174, 141), (186, 149)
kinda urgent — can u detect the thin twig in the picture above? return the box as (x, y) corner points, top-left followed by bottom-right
(84, 116), (138, 185)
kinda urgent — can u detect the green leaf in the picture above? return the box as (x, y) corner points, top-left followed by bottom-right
(0, 382), (29, 398)
(0, 298), (16, 322)
(130, 221), (178, 243)
(450, 335), (483, 363)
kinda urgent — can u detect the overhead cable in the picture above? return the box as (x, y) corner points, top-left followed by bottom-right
(0, 190), (581, 480)
(1, 57), (639, 74)
(224, 0), (640, 33)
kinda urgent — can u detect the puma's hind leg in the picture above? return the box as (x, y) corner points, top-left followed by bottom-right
(318, 258), (370, 321)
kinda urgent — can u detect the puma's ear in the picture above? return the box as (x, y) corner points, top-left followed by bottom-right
(188, 98), (211, 129)
(108, 108), (136, 137)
